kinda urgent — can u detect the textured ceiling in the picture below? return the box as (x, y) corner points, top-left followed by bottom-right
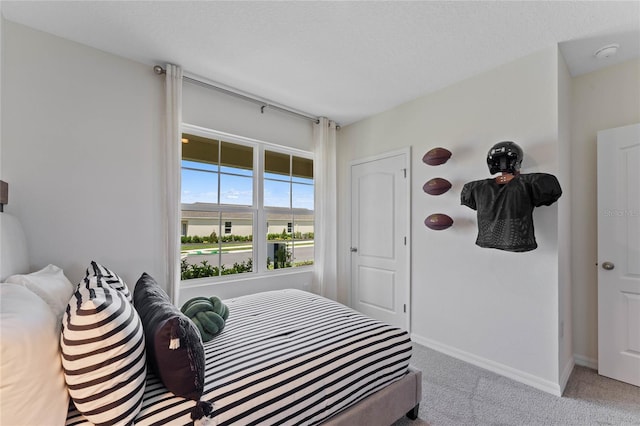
(2, 1), (639, 125)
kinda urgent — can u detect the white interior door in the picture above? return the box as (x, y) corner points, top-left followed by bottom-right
(350, 150), (410, 331)
(597, 123), (640, 387)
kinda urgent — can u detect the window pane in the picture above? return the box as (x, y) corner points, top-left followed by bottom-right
(220, 173), (253, 206)
(292, 182), (314, 210)
(181, 211), (221, 279)
(264, 179), (290, 208)
(292, 156), (313, 180)
(182, 134), (219, 164)
(181, 167), (218, 204)
(264, 172), (290, 182)
(291, 175), (312, 184)
(182, 135), (254, 207)
(180, 211), (253, 279)
(293, 241), (313, 267)
(265, 150), (290, 176)
(221, 165), (252, 177)
(220, 213), (253, 276)
(221, 141), (253, 171)
(183, 160), (217, 172)
(266, 212), (292, 270)
(292, 215), (314, 267)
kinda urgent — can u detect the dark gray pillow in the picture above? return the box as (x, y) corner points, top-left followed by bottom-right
(133, 273), (205, 401)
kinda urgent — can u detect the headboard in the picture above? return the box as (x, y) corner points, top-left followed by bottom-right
(0, 181), (30, 280)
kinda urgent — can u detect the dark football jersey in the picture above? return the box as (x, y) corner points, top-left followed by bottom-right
(461, 173), (562, 252)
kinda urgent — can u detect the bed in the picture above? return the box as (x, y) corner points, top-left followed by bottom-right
(0, 208), (421, 426)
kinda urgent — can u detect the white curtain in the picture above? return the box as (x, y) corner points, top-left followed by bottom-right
(313, 117), (338, 300)
(163, 64), (183, 304)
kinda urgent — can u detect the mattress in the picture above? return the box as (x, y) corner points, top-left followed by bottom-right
(66, 289), (412, 425)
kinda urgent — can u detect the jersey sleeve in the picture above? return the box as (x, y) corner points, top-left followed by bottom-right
(461, 181), (478, 210)
(531, 173), (562, 207)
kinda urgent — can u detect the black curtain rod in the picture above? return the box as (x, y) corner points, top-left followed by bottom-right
(154, 65), (320, 124)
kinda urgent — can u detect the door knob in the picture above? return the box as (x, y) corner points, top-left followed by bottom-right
(350, 247), (358, 253)
(602, 261), (615, 270)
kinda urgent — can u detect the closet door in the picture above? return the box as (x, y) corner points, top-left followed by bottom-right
(350, 149), (410, 331)
(597, 123), (640, 387)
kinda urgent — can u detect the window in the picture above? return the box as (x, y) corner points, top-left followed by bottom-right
(264, 150), (314, 270)
(180, 132), (254, 279)
(180, 128), (313, 280)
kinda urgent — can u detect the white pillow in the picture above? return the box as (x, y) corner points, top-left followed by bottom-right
(6, 264), (75, 327)
(0, 283), (69, 425)
(61, 276), (146, 425)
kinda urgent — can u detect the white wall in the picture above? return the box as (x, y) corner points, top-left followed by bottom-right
(338, 48), (565, 394)
(557, 51), (574, 388)
(0, 13), (4, 181)
(178, 270), (312, 307)
(1, 21), (317, 299)
(1, 14), (5, 277)
(2, 21), (165, 287)
(182, 81), (313, 152)
(570, 58), (640, 368)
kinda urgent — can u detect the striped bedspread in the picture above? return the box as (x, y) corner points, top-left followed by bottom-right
(66, 289), (412, 425)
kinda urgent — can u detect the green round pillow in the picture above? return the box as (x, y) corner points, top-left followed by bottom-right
(181, 296), (229, 342)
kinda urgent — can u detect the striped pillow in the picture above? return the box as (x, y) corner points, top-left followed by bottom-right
(85, 261), (132, 302)
(61, 276), (146, 425)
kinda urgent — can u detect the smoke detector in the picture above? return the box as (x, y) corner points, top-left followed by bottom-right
(594, 44), (619, 59)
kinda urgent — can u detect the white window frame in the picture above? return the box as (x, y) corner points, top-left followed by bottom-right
(180, 123), (314, 282)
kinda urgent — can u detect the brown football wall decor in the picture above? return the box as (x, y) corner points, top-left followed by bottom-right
(422, 147), (452, 166)
(423, 177), (452, 196)
(423, 147), (454, 229)
(424, 213), (454, 230)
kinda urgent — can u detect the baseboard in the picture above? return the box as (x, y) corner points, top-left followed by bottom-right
(573, 353), (598, 370)
(411, 334), (562, 396)
(559, 357), (575, 395)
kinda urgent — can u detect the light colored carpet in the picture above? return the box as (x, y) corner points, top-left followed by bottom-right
(393, 343), (640, 425)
